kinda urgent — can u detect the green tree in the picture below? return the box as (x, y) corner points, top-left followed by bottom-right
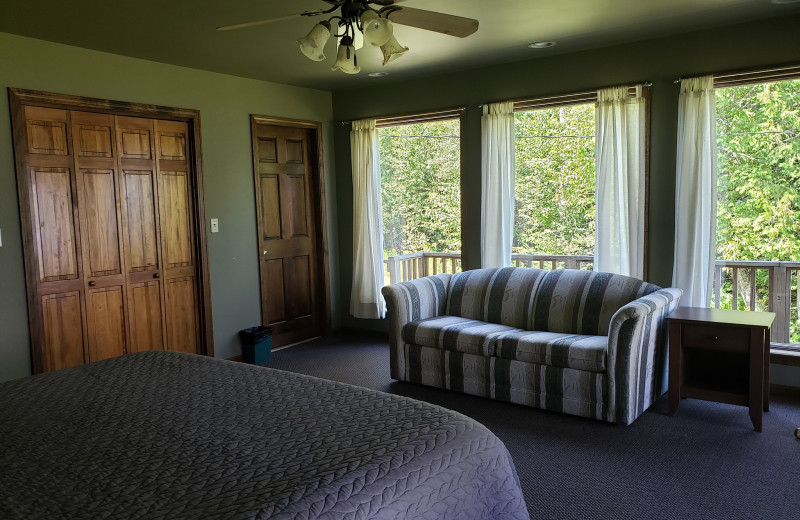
(513, 103), (596, 256)
(379, 119), (461, 257)
(715, 80), (800, 339)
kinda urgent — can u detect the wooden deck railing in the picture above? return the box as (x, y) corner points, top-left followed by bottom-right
(384, 253), (593, 285)
(384, 253), (800, 345)
(713, 260), (800, 343)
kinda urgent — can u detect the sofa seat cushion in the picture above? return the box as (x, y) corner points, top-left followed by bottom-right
(402, 316), (519, 357)
(494, 330), (608, 373)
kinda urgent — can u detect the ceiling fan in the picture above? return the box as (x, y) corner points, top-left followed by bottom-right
(216, 0), (480, 74)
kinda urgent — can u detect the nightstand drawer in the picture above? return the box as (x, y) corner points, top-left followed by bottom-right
(682, 323), (750, 352)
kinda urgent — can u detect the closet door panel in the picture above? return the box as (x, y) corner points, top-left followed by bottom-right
(31, 167), (79, 282)
(165, 277), (198, 354)
(159, 170), (193, 268)
(79, 168), (122, 276)
(86, 286), (126, 361)
(124, 170), (159, 272)
(156, 119), (200, 354)
(128, 281), (164, 352)
(41, 292), (85, 371)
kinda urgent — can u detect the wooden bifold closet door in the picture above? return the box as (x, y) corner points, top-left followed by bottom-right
(12, 95), (207, 374)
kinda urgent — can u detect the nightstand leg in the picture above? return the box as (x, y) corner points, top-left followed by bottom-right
(749, 328), (764, 432)
(668, 321), (681, 416)
(763, 331), (770, 412)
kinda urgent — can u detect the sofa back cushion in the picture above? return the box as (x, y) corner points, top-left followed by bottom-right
(447, 267), (547, 329)
(530, 269), (660, 335)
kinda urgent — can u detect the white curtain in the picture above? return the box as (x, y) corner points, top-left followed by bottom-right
(350, 118), (386, 319)
(481, 101), (516, 267)
(594, 86), (646, 279)
(673, 76), (717, 307)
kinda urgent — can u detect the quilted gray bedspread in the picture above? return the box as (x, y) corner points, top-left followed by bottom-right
(0, 351), (529, 519)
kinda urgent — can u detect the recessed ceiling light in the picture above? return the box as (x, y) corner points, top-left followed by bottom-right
(528, 41), (556, 49)
(367, 72), (389, 77)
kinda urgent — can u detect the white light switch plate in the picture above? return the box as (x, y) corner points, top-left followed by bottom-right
(210, 218), (219, 233)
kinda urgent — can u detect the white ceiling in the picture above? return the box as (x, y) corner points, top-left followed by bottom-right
(1, 0), (798, 90)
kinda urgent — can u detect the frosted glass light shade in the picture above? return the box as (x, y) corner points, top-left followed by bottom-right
(298, 21), (331, 61)
(331, 38), (360, 74)
(361, 11), (393, 47)
(380, 35), (408, 65)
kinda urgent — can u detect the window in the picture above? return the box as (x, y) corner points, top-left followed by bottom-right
(713, 69), (800, 342)
(513, 101), (596, 265)
(378, 111), (462, 284)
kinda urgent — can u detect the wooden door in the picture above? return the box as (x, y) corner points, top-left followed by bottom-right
(72, 111), (127, 362)
(11, 89), (211, 374)
(23, 106), (86, 371)
(252, 122), (324, 346)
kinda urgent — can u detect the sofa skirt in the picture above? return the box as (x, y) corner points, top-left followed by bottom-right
(404, 343), (609, 422)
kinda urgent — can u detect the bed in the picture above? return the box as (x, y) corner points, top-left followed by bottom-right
(0, 351), (529, 519)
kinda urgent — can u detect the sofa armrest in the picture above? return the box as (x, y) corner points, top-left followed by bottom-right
(606, 288), (683, 425)
(381, 274), (452, 380)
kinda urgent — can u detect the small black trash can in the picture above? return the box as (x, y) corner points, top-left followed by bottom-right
(239, 326), (273, 365)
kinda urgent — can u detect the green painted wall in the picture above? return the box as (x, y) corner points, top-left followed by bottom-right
(330, 15), (800, 384)
(0, 32), (338, 381)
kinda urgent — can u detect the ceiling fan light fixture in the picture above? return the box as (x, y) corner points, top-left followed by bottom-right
(331, 36), (361, 74)
(380, 34), (408, 66)
(298, 21), (331, 61)
(528, 41), (555, 49)
(361, 11), (394, 47)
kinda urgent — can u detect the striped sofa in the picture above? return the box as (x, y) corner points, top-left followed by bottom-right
(381, 267), (682, 425)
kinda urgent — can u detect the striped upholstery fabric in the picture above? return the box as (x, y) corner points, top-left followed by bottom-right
(404, 344), (607, 421)
(447, 267), (547, 329)
(381, 274), (452, 380)
(494, 331), (608, 372)
(402, 316), (520, 356)
(530, 269), (660, 336)
(382, 267), (682, 425)
(606, 288), (682, 425)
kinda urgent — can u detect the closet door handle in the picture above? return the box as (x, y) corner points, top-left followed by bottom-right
(88, 281), (96, 287)
(153, 273), (160, 279)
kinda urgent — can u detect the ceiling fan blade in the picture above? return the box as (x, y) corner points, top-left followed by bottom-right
(216, 10), (324, 31)
(387, 7), (479, 38)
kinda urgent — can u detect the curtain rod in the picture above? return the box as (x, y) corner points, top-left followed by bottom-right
(341, 106), (466, 125)
(675, 63), (800, 84)
(477, 81), (652, 108)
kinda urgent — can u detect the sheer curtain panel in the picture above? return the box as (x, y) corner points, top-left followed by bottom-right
(481, 101), (515, 267)
(350, 118), (386, 319)
(672, 76), (717, 307)
(594, 86), (646, 278)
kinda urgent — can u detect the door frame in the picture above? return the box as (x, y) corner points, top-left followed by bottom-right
(9, 87), (215, 371)
(249, 114), (331, 341)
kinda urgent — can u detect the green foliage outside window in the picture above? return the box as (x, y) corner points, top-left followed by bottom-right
(513, 104), (596, 256)
(379, 119), (461, 258)
(715, 80), (800, 340)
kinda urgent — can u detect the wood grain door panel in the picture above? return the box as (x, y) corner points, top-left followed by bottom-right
(12, 90), (212, 374)
(165, 277), (198, 354)
(128, 281), (164, 353)
(86, 286), (126, 361)
(41, 292), (85, 371)
(156, 119), (200, 354)
(159, 171), (193, 268)
(123, 170), (160, 272)
(79, 168), (122, 277)
(30, 166), (79, 282)
(252, 122), (323, 346)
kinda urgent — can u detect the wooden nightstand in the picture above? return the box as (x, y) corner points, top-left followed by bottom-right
(667, 307), (775, 431)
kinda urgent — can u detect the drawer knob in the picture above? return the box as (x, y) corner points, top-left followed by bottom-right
(712, 336), (718, 341)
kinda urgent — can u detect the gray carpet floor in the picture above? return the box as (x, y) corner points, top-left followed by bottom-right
(264, 331), (800, 520)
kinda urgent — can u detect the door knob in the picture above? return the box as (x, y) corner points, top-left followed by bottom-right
(263, 250), (268, 255)
(88, 281), (96, 287)
(153, 273), (160, 279)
